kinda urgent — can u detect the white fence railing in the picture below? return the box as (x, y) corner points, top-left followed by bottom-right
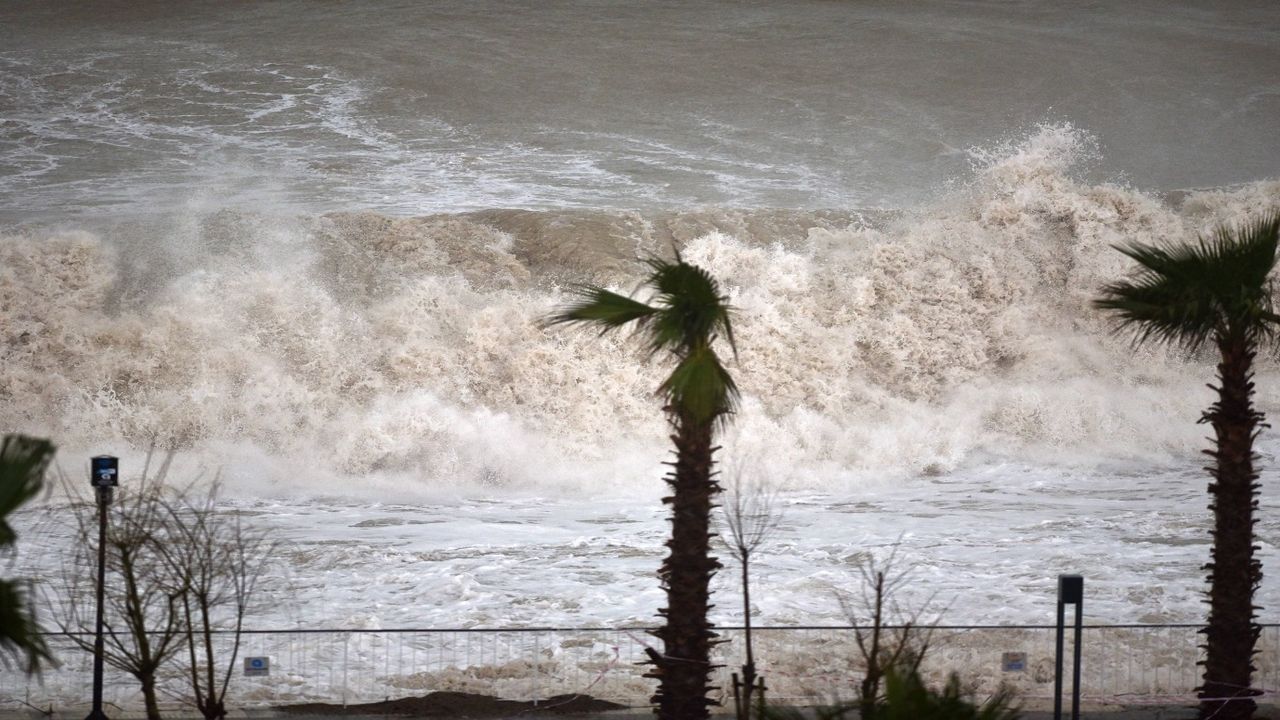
(4, 625), (1278, 713)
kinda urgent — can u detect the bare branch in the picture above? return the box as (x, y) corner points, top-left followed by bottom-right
(719, 465), (783, 563)
(717, 464), (784, 720)
(48, 458), (184, 720)
(834, 539), (946, 716)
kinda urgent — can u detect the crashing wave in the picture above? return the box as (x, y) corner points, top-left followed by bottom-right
(3, 126), (1279, 495)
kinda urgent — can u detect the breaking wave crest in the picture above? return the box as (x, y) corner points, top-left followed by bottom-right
(4, 126), (1279, 496)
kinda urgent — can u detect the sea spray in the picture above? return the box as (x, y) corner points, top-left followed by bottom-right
(3, 127), (1279, 496)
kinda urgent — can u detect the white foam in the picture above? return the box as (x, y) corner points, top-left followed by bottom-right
(4, 127), (1279, 499)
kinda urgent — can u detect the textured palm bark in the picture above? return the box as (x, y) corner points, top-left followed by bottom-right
(646, 414), (722, 720)
(1198, 335), (1264, 720)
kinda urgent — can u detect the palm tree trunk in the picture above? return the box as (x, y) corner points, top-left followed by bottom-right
(1199, 335), (1264, 720)
(647, 414), (722, 720)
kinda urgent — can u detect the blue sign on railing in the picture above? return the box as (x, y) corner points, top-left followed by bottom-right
(244, 657), (270, 677)
(1002, 652), (1027, 672)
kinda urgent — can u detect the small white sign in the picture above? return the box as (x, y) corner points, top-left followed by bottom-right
(244, 656), (270, 677)
(1001, 652), (1027, 672)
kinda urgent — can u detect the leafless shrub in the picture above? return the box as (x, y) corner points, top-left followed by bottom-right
(51, 451), (183, 720)
(156, 483), (274, 720)
(49, 448), (272, 720)
(837, 542), (945, 715)
(719, 467), (783, 720)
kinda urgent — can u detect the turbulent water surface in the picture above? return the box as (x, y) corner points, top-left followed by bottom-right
(3, 0), (1280, 629)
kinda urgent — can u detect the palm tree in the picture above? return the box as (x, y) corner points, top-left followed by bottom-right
(1095, 212), (1280, 720)
(0, 434), (57, 674)
(547, 255), (739, 720)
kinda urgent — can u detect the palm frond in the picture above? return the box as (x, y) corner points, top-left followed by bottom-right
(1095, 212), (1280, 349)
(543, 285), (658, 332)
(1094, 275), (1221, 349)
(0, 434), (56, 674)
(545, 255), (740, 425)
(659, 344), (740, 426)
(643, 257), (738, 358)
(0, 435), (55, 549)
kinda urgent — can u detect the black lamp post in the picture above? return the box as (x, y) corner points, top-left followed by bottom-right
(86, 455), (118, 720)
(1054, 574), (1083, 720)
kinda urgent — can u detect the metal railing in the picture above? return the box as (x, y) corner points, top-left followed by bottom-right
(4, 624), (1277, 713)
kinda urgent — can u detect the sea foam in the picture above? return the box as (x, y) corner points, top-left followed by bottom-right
(3, 126), (1279, 497)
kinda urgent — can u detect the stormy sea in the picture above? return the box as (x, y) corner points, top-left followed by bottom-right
(3, 0), (1279, 642)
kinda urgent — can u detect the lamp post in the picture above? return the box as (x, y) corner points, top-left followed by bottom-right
(86, 456), (118, 720)
(1053, 574), (1083, 720)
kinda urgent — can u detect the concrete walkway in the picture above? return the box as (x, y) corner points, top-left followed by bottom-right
(0, 706), (1243, 720)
